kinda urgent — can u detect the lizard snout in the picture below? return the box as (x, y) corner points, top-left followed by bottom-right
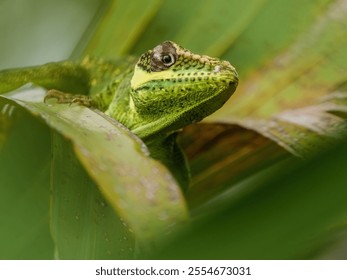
(215, 60), (239, 86)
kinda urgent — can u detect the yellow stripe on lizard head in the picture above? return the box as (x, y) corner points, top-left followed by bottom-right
(130, 66), (176, 90)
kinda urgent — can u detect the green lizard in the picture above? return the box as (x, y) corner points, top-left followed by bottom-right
(0, 41), (238, 189)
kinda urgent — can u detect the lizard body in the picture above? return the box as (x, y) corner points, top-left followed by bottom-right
(0, 41), (238, 189)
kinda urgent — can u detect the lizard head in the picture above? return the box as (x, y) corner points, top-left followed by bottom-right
(130, 41), (238, 139)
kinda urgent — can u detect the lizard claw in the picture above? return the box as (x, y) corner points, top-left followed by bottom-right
(44, 89), (67, 104)
(44, 89), (93, 107)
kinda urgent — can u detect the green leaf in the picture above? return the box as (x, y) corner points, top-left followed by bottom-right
(50, 132), (134, 259)
(210, 0), (347, 157)
(179, 123), (288, 209)
(82, 0), (163, 57)
(1, 87), (189, 251)
(154, 140), (347, 259)
(0, 100), (54, 259)
(222, 0), (332, 75)
(131, 0), (268, 55)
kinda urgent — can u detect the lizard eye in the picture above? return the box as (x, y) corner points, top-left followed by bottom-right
(161, 54), (175, 66)
(149, 41), (178, 72)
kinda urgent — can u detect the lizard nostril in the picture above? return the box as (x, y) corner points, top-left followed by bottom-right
(213, 65), (221, 73)
(229, 79), (238, 86)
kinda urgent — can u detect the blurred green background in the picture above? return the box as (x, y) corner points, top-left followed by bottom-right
(0, 0), (102, 68)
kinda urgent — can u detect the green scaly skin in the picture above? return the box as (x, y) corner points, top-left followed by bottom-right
(0, 41), (238, 189)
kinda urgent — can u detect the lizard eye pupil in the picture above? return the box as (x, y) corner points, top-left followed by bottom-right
(161, 54), (175, 66)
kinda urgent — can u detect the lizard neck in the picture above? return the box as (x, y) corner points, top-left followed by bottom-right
(104, 69), (139, 130)
(144, 133), (190, 190)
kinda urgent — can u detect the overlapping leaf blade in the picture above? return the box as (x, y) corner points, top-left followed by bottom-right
(0, 100), (54, 259)
(1, 87), (188, 252)
(154, 139), (347, 259)
(210, 0), (347, 156)
(82, 0), (163, 57)
(178, 123), (288, 209)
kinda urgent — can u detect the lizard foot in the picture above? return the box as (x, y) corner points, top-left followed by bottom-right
(44, 89), (93, 107)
